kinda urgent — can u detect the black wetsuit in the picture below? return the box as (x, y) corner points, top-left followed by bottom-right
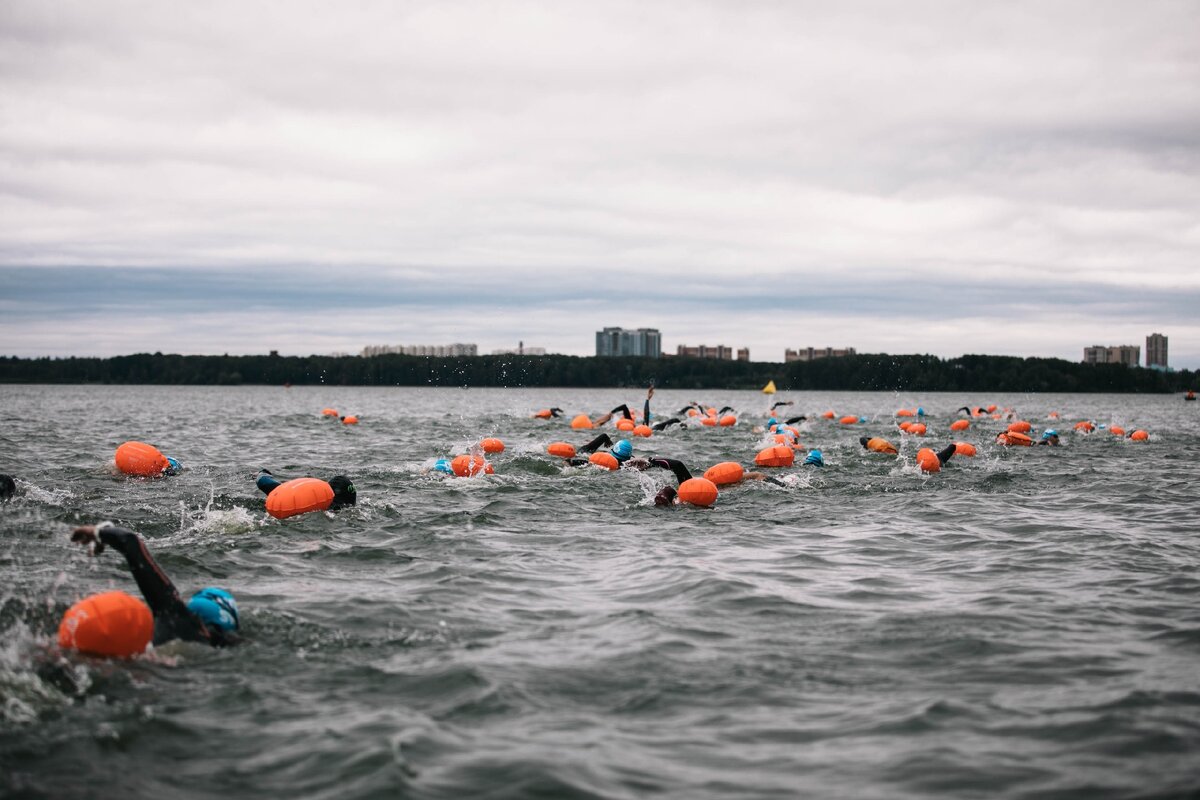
(0, 474), (14, 501)
(784, 415), (807, 425)
(96, 525), (235, 647)
(566, 433), (615, 466)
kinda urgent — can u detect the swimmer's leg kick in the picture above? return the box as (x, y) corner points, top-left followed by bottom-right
(71, 524), (234, 647)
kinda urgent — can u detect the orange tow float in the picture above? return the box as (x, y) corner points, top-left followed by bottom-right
(266, 477), (336, 518)
(114, 441), (171, 477)
(58, 590), (153, 658)
(703, 462), (745, 486)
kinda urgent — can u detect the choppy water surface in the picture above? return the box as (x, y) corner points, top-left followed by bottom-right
(1, 385), (1198, 799)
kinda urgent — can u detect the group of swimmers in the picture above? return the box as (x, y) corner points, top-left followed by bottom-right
(12, 387), (1160, 662)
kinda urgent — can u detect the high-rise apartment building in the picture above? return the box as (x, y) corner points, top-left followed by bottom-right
(785, 346), (856, 363)
(1083, 345), (1140, 366)
(1146, 333), (1168, 368)
(596, 327), (662, 357)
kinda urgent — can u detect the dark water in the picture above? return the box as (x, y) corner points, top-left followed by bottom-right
(1, 385), (1198, 799)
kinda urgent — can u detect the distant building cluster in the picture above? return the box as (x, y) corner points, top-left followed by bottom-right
(1083, 344), (1140, 367)
(785, 347), (857, 363)
(361, 343), (478, 357)
(596, 327), (662, 357)
(1146, 333), (1168, 369)
(491, 341), (547, 356)
(676, 344), (750, 361)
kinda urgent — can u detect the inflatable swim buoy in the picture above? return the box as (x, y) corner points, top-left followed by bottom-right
(996, 432), (1033, 447)
(114, 441), (171, 477)
(677, 477), (718, 507)
(341, 415), (359, 425)
(481, 437), (505, 454)
(1129, 429), (1148, 441)
(321, 408), (338, 417)
(570, 414), (593, 430)
(916, 447), (941, 473)
(588, 452), (620, 471)
(266, 477), (336, 518)
(839, 415), (859, 425)
(1074, 421), (1095, 433)
(898, 421), (913, 432)
(908, 423), (927, 436)
(862, 437), (898, 455)
(1007, 421), (1032, 434)
(950, 419), (970, 431)
(953, 442), (977, 457)
(616, 418), (636, 431)
(700, 416), (717, 427)
(896, 408), (915, 417)
(547, 442), (576, 459)
(58, 590), (153, 658)
(718, 414), (737, 427)
(821, 411), (835, 419)
(632, 425), (652, 438)
(451, 455), (493, 477)
(703, 461), (745, 486)
(534, 409), (553, 419)
(1108, 426), (1126, 437)
(755, 444), (795, 468)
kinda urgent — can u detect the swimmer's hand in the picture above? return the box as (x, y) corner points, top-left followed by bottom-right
(70, 525), (106, 555)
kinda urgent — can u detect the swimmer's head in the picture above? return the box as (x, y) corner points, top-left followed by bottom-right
(1042, 429), (1059, 440)
(0, 474), (14, 501)
(803, 449), (824, 467)
(187, 587), (239, 632)
(654, 486), (677, 507)
(328, 475), (357, 507)
(859, 436), (870, 447)
(164, 456), (181, 474)
(766, 417), (778, 429)
(432, 458), (454, 475)
(611, 440), (633, 462)
(916, 407), (926, 417)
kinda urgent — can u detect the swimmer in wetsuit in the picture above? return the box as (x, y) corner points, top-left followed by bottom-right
(593, 387), (654, 427)
(649, 457), (781, 505)
(0, 474), (15, 501)
(69, 523), (240, 647)
(532, 407), (565, 419)
(255, 470), (357, 509)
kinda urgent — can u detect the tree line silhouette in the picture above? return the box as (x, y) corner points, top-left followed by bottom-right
(1, 352), (1193, 393)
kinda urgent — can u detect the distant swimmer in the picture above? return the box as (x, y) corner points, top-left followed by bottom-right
(0, 474), (15, 501)
(66, 523), (240, 651)
(594, 387), (654, 427)
(860, 436), (899, 455)
(533, 407), (565, 419)
(1035, 429), (1061, 446)
(648, 458), (720, 507)
(555, 434), (648, 470)
(256, 470), (357, 518)
(769, 401), (794, 412)
(114, 441), (180, 477)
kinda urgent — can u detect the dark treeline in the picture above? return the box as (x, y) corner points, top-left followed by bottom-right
(0, 352), (1194, 393)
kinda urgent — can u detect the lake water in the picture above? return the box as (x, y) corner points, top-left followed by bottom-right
(1, 385), (1198, 799)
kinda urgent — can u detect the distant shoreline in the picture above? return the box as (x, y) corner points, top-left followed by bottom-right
(1, 353), (1192, 393)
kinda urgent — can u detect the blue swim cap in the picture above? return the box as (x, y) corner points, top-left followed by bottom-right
(767, 417), (778, 429)
(611, 440), (633, 462)
(917, 407), (926, 417)
(165, 456), (181, 473)
(804, 449), (824, 467)
(187, 587), (239, 632)
(1042, 429), (1059, 439)
(433, 458), (453, 474)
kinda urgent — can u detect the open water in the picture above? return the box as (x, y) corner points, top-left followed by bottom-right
(1, 385), (1198, 800)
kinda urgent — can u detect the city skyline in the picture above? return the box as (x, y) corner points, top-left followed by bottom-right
(2, 2), (1198, 367)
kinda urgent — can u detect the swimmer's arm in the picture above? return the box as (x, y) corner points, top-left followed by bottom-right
(74, 524), (187, 618)
(784, 415), (807, 425)
(643, 387), (652, 425)
(578, 433), (614, 454)
(649, 457), (693, 484)
(549, 407), (563, 417)
(610, 404), (633, 420)
(652, 417), (681, 431)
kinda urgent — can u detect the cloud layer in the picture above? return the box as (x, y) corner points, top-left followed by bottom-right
(2, 1), (1198, 365)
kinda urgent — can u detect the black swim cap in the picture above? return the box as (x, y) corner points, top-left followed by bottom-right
(654, 486), (677, 507)
(0, 474), (14, 501)
(328, 475), (357, 507)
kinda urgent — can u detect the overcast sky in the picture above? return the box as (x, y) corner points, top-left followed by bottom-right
(2, 0), (1198, 366)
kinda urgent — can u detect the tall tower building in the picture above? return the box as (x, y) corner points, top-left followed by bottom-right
(1146, 333), (1168, 368)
